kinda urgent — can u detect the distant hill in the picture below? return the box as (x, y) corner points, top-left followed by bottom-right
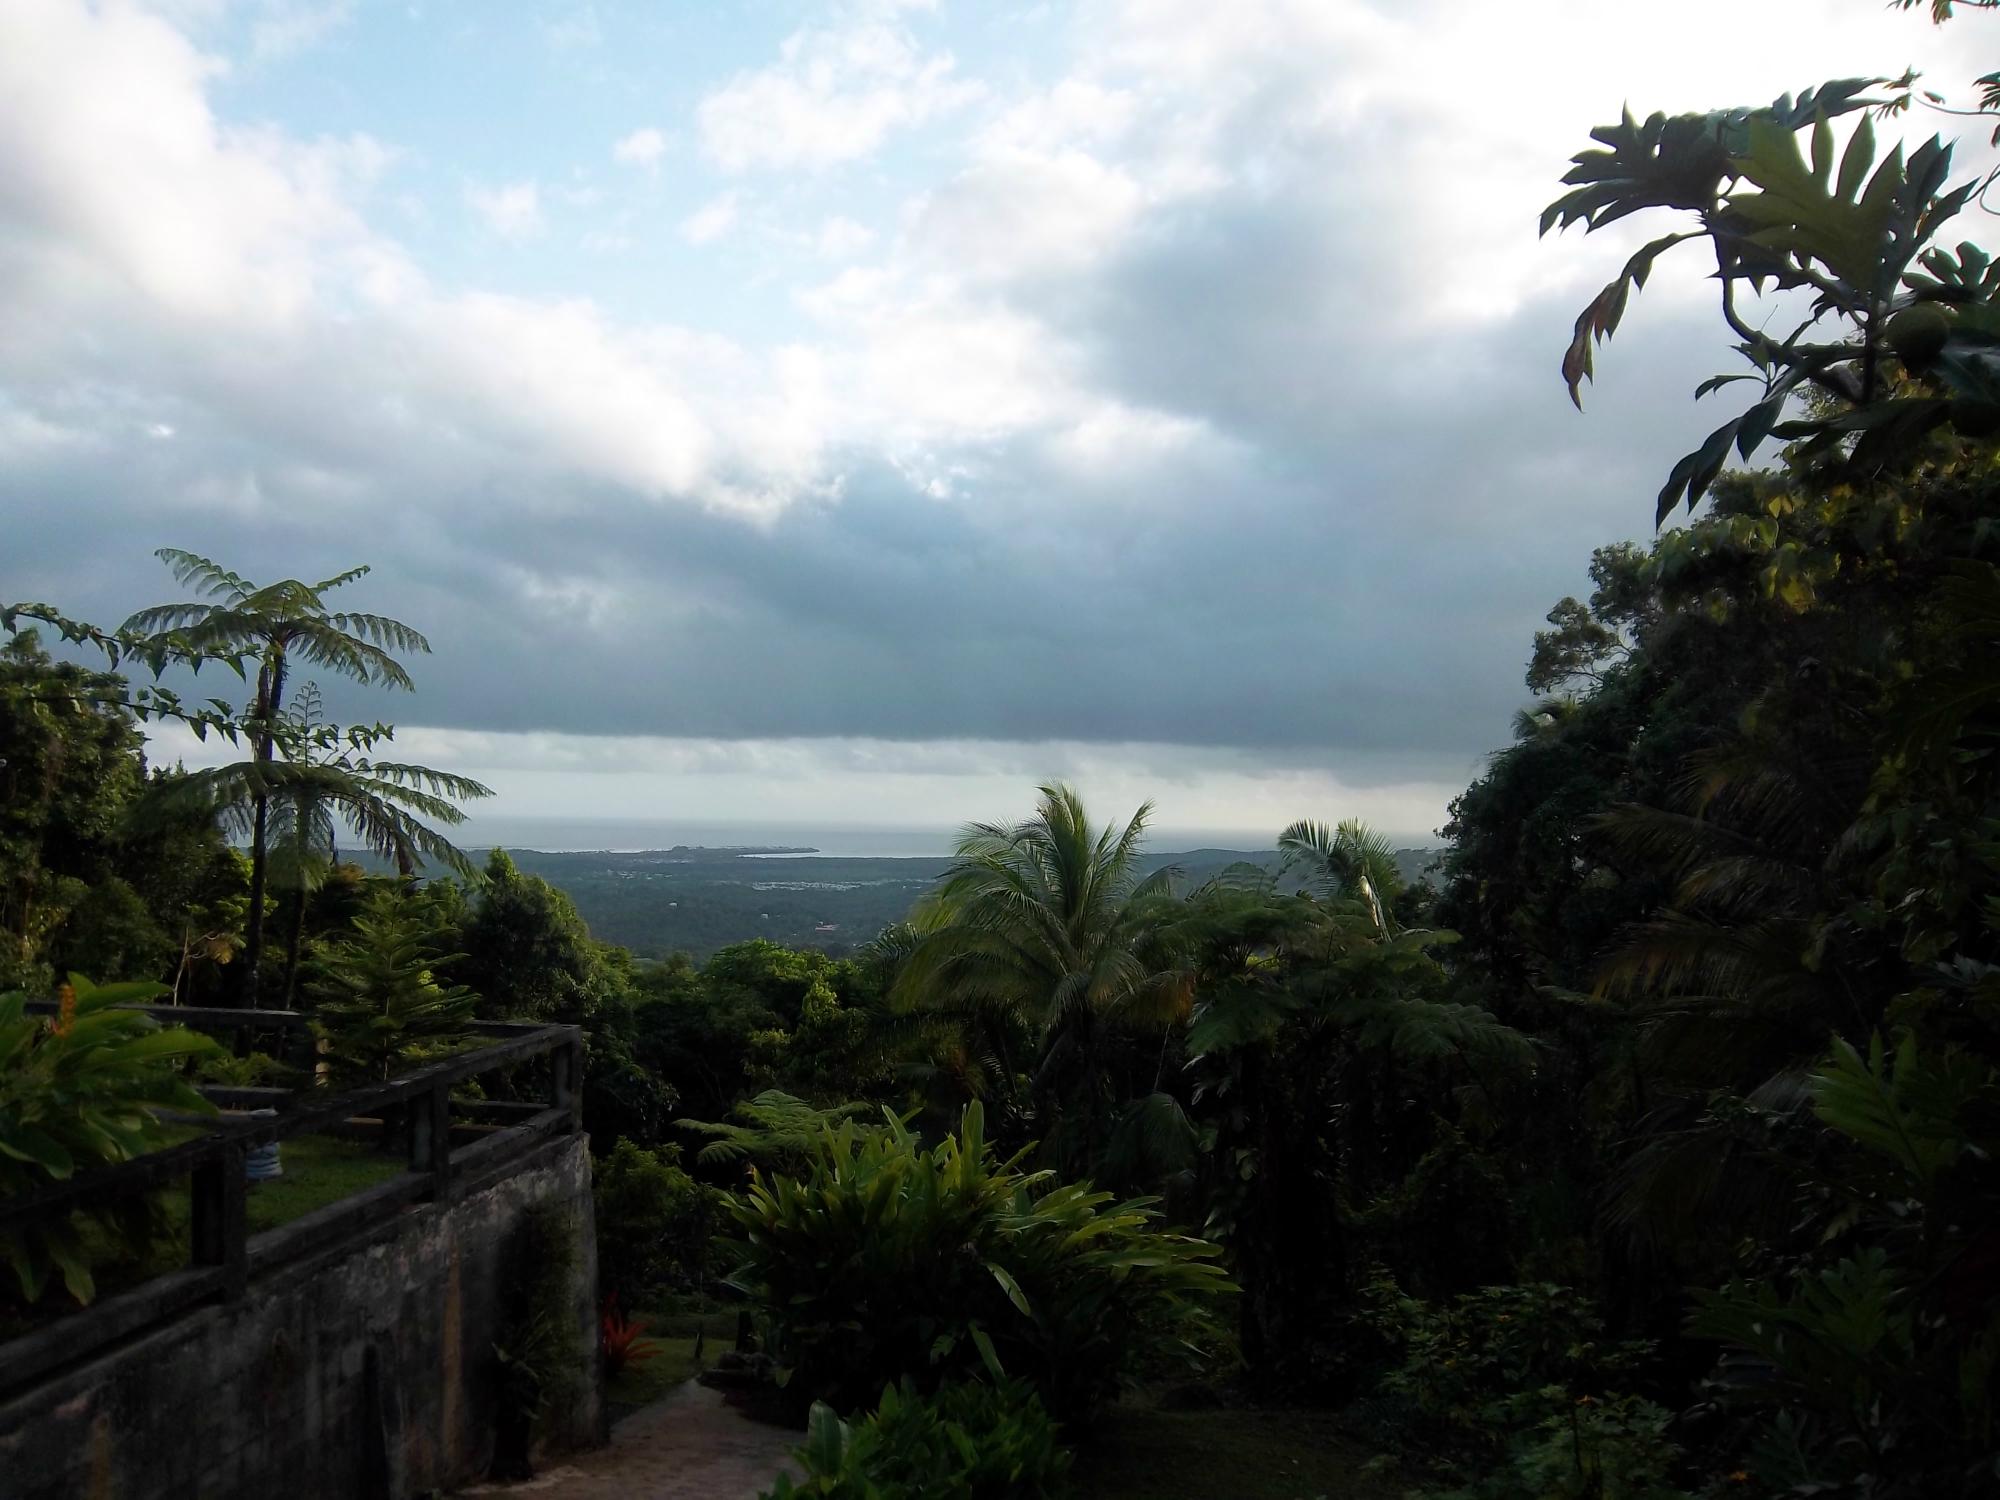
(454, 843), (1446, 961)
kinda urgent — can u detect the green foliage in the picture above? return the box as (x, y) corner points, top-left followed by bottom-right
(309, 892), (477, 1083)
(895, 784), (1190, 1173)
(1362, 1280), (1683, 1500)
(1545, 68), (1991, 520)
(118, 549), (473, 1006)
(1422, 1394), (1688, 1500)
(591, 1138), (727, 1301)
(0, 975), (218, 1303)
(764, 1378), (1072, 1500)
(725, 1100), (1232, 1421)
(195, 1049), (295, 1088)
(456, 851), (616, 1023)
(0, 633), (150, 993)
(1181, 877), (1529, 1380)
(1685, 1031), (2000, 1494)
(679, 1089), (873, 1173)
(491, 1202), (584, 1480)
(1278, 817), (1404, 933)
(1366, 1280), (1655, 1432)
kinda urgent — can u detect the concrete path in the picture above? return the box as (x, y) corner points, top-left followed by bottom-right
(459, 1382), (800, 1500)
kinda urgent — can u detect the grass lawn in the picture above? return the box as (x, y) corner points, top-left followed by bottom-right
(240, 1134), (407, 1233)
(148, 1131), (409, 1237)
(1071, 1407), (1403, 1500)
(1, 1131), (410, 1341)
(605, 1307), (739, 1408)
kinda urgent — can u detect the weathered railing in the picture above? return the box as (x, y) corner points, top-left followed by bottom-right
(0, 1006), (584, 1398)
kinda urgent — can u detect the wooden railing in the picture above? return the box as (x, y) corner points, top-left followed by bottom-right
(0, 1007), (584, 1398)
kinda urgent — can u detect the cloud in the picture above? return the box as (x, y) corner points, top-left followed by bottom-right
(680, 191), (740, 245)
(542, 5), (601, 50)
(612, 127), (667, 169)
(2, 0), (1991, 842)
(147, 722), (1469, 842)
(814, 215), (875, 259)
(696, 18), (980, 171)
(247, 0), (353, 60)
(465, 179), (544, 239)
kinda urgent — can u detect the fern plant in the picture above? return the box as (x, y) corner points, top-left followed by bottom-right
(677, 1089), (872, 1173)
(1689, 1031), (2000, 1493)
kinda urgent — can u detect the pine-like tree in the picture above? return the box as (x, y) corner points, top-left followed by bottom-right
(309, 892), (477, 1083)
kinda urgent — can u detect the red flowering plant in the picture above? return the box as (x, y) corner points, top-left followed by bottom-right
(601, 1292), (664, 1377)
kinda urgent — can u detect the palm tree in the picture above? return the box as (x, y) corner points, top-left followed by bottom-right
(143, 745), (492, 990)
(122, 551), (430, 1005)
(1180, 853), (1529, 1372)
(893, 783), (1189, 1169)
(254, 684), (493, 1005)
(1278, 816), (1405, 933)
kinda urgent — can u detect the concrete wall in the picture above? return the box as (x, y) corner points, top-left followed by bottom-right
(0, 1134), (602, 1500)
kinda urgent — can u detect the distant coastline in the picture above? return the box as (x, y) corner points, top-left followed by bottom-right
(442, 817), (1318, 861)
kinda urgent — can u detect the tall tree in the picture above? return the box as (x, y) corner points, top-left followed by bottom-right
(894, 783), (1189, 1170)
(1278, 816), (1405, 934)
(135, 711), (491, 1007)
(121, 551), (430, 1005)
(0, 631), (147, 991)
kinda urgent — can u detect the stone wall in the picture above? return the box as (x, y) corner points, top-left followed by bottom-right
(0, 1134), (602, 1500)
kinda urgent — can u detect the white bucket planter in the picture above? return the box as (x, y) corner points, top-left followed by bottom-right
(244, 1107), (283, 1183)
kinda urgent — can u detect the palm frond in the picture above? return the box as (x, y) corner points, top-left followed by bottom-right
(154, 549), (253, 602)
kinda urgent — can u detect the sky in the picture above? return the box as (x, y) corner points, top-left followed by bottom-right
(1, 0), (1990, 844)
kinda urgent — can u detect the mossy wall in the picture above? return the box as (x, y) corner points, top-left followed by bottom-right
(0, 1134), (601, 1500)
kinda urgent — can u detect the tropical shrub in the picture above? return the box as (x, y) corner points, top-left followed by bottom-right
(763, 1378), (1071, 1500)
(309, 891), (477, 1083)
(599, 1292), (662, 1377)
(726, 1101), (1231, 1420)
(491, 1203), (584, 1480)
(0, 976), (218, 1303)
(1686, 1033), (2000, 1496)
(1423, 1392), (1688, 1500)
(679, 1089), (872, 1174)
(195, 1049), (296, 1088)
(592, 1137), (728, 1301)
(1360, 1278), (1683, 1499)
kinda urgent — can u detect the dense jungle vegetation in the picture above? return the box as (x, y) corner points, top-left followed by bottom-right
(5, 4), (2000, 1496)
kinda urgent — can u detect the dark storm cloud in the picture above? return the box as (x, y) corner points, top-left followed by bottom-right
(3, 0), (1914, 791)
(4, 268), (1736, 782)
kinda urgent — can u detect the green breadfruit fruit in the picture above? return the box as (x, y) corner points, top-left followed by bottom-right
(1886, 303), (1952, 370)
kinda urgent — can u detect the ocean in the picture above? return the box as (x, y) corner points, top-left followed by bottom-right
(449, 815), (1279, 859)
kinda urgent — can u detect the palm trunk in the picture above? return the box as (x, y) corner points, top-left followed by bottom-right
(243, 788), (269, 1007)
(239, 652), (287, 1008)
(282, 885), (309, 1007)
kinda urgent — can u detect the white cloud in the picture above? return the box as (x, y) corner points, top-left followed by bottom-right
(147, 722), (1467, 843)
(248, 0), (353, 60)
(696, 19), (980, 171)
(542, 4), (601, 50)
(465, 180), (544, 239)
(7, 0), (1996, 794)
(680, 191), (740, 245)
(612, 126), (667, 169)
(0, 1), (852, 525)
(814, 215), (875, 259)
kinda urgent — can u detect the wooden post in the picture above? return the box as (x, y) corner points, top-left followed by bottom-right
(551, 1034), (582, 1133)
(411, 1078), (452, 1202)
(190, 1145), (247, 1302)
